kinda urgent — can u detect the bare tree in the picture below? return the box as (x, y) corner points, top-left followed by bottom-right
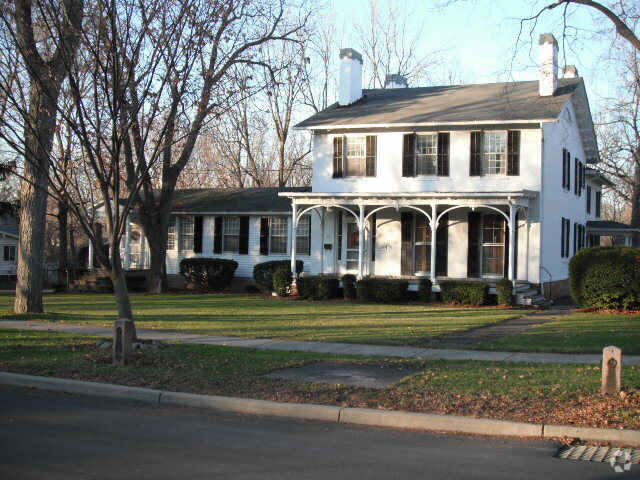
(123, 0), (309, 294)
(354, 0), (441, 88)
(0, 0), (84, 313)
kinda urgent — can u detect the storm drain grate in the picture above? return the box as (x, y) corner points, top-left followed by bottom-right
(556, 445), (640, 465)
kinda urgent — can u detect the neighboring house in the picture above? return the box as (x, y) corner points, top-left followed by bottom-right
(111, 33), (636, 301)
(0, 224), (18, 281)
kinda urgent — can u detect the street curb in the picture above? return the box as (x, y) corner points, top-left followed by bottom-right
(339, 407), (543, 437)
(1, 371), (638, 446)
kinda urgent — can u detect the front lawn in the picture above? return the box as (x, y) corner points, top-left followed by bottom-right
(1, 328), (639, 430)
(0, 292), (528, 346)
(479, 312), (640, 354)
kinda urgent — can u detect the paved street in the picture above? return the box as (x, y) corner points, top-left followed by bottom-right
(0, 386), (632, 479)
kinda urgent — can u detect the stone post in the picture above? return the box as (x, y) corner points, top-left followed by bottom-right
(601, 346), (622, 395)
(113, 318), (134, 365)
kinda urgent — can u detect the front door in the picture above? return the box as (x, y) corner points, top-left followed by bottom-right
(481, 214), (506, 277)
(345, 218), (359, 272)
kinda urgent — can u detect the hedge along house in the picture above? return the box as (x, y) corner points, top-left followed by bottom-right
(280, 34), (634, 303)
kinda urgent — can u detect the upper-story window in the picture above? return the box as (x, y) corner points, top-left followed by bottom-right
(402, 132), (450, 177)
(482, 132), (507, 175)
(333, 136), (376, 178)
(470, 130), (519, 176)
(346, 137), (366, 176)
(416, 134), (438, 175)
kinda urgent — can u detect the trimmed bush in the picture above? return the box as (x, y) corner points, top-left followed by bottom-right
(569, 246), (640, 310)
(440, 280), (489, 306)
(296, 276), (340, 300)
(496, 278), (513, 306)
(253, 260), (303, 291)
(342, 274), (357, 300)
(179, 258), (238, 291)
(356, 278), (409, 303)
(418, 278), (433, 302)
(272, 268), (292, 297)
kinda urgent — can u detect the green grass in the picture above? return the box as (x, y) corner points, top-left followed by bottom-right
(1, 328), (639, 429)
(0, 292), (528, 346)
(479, 312), (640, 354)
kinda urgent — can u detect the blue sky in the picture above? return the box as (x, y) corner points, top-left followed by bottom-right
(328, 0), (620, 110)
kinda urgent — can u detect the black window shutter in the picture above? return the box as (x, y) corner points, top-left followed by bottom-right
(573, 222), (577, 255)
(213, 217), (223, 253)
(507, 130), (520, 176)
(193, 216), (203, 253)
(400, 212), (413, 275)
(332, 137), (344, 178)
(437, 132), (450, 176)
(365, 135), (377, 177)
(586, 186), (591, 213)
(568, 152), (572, 189)
(574, 158), (579, 194)
(561, 217), (565, 257)
(402, 133), (415, 177)
(239, 216), (249, 254)
(470, 132), (482, 176)
(467, 212), (481, 277)
(259, 217), (269, 255)
(562, 149), (567, 189)
(307, 217), (312, 255)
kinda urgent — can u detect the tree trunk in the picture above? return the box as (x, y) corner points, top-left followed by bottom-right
(631, 164), (640, 247)
(138, 197), (171, 294)
(14, 87), (59, 314)
(58, 200), (69, 284)
(109, 253), (138, 341)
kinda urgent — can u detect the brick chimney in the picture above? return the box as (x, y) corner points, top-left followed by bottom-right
(339, 48), (363, 106)
(384, 74), (408, 89)
(539, 33), (558, 97)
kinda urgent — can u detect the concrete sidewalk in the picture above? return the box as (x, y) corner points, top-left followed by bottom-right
(2, 319), (638, 365)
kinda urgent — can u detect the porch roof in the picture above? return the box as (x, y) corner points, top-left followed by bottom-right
(280, 190), (538, 207)
(586, 220), (640, 235)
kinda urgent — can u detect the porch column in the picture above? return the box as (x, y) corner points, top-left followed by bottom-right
(87, 240), (94, 269)
(291, 203), (298, 279)
(319, 209), (325, 274)
(524, 212), (530, 282)
(430, 202), (438, 284)
(357, 204), (365, 279)
(124, 219), (131, 270)
(508, 203), (516, 285)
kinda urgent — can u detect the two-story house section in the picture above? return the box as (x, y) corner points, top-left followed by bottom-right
(283, 33), (621, 301)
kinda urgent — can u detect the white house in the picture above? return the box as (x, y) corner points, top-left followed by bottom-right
(0, 224), (18, 282)
(112, 33), (635, 302)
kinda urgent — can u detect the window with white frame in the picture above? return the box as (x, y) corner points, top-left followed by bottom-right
(482, 132), (507, 175)
(296, 215), (310, 255)
(179, 216), (194, 251)
(269, 217), (288, 254)
(346, 136), (366, 176)
(166, 217), (176, 250)
(415, 133), (438, 175)
(3, 245), (15, 262)
(223, 216), (240, 252)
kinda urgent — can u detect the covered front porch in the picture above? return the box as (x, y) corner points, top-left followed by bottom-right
(282, 191), (539, 288)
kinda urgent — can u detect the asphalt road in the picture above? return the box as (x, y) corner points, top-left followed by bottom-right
(0, 386), (634, 479)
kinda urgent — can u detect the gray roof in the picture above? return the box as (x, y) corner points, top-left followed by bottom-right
(0, 225), (18, 238)
(586, 220), (640, 232)
(170, 187), (309, 214)
(296, 78), (583, 129)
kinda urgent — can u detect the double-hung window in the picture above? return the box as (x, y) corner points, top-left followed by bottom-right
(178, 216), (194, 252)
(223, 217), (240, 253)
(345, 137), (366, 176)
(483, 132), (507, 175)
(296, 215), (310, 255)
(415, 134), (438, 175)
(3, 245), (15, 262)
(269, 217), (288, 254)
(166, 217), (176, 250)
